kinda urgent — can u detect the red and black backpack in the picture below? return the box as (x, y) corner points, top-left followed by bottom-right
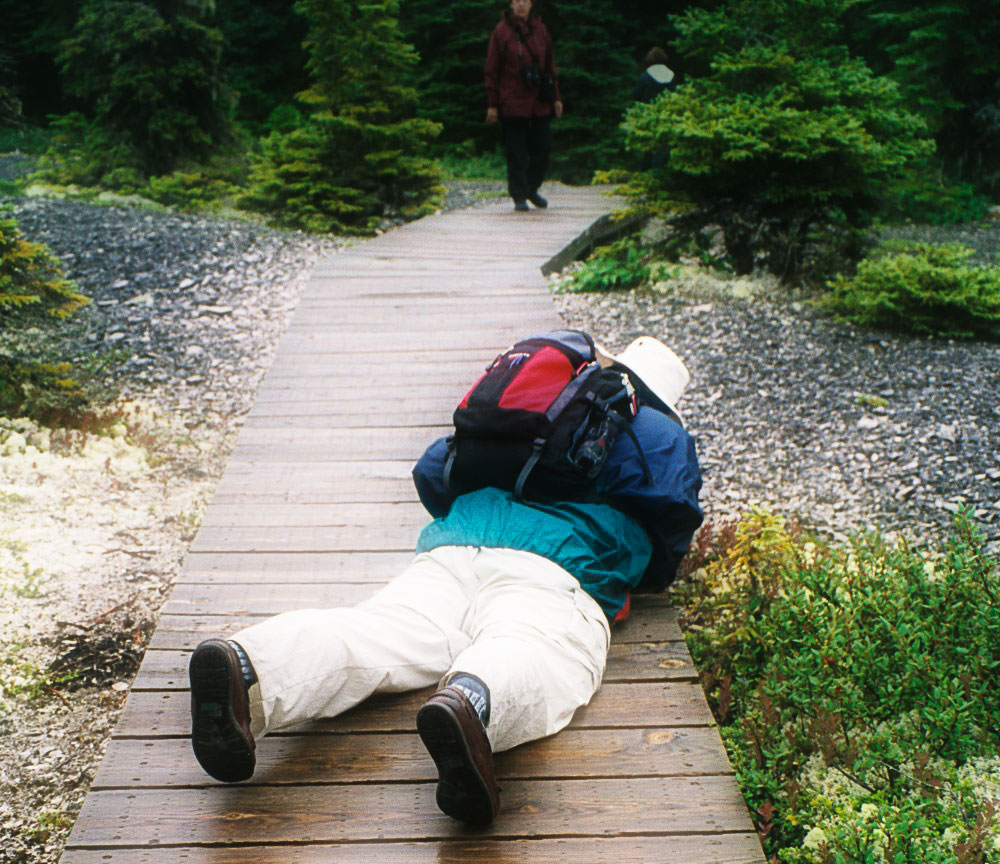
(444, 330), (651, 501)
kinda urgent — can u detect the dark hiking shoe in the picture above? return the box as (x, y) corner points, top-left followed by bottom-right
(416, 685), (500, 824)
(527, 193), (548, 208)
(189, 639), (256, 782)
(513, 200), (529, 211)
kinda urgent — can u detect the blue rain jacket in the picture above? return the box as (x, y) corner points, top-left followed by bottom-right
(412, 406), (703, 620)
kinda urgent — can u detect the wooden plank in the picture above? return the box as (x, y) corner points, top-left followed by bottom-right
(286, 307), (555, 326)
(292, 296), (555, 313)
(115, 682), (714, 736)
(242, 408), (452, 427)
(136, 629), (689, 687)
(62, 833), (766, 864)
(227, 426), (450, 462)
(93, 727), (733, 788)
(160, 582), (385, 616)
(178, 551), (415, 582)
(67, 776), (754, 846)
(145, 601), (684, 648)
(189, 523), (423, 553)
(210, 468), (419, 503)
(275, 330), (539, 352)
(199, 502), (429, 529)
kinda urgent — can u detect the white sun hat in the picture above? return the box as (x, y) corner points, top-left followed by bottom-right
(596, 336), (690, 425)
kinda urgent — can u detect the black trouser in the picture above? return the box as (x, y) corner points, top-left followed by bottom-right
(501, 116), (551, 203)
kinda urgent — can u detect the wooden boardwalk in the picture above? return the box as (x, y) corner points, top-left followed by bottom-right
(62, 185), (765, 863)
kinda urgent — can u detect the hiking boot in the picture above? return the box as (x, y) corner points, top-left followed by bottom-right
(513, 200), (529, 211)
(416, 685), (500, 824)
(527, 192), (548, 209)
(189, 639), (256, 782)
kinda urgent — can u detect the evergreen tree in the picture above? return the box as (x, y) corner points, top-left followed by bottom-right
(846, 0), (1000, 197)
(0, 209), (87, 320)
(399, 0), (496, 153)
(58, 0), (234, 177)
(1, 0), (80, 122)
(1, 52), (21, 125)
(544, 0), (636, 182)
(621, 0), (933, 282)
(214, 0), (310, 133)
(242, 0), (443, 234)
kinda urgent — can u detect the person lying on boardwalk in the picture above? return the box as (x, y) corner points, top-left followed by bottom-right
(187, 335), (703, 824)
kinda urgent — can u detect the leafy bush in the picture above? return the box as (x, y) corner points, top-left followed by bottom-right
(567, 237), (651, 293)
(0, 209), (87, 319)
(438, 145), (506, 182)
(825, 242), (1000, 339)
(145, 169), (239, 212)
(673, 511), (1000, 862)
(0, 210), (109, 422)
(882, 172), (992, 226)
(32, 112), (140, 190)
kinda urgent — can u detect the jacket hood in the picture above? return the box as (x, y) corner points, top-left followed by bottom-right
(646, 64), (674, 84)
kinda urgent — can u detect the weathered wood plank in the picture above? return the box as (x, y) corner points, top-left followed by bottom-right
(115, 682), (714, 736)
(210, 469), (420, 503)
(189, 524), (423, 554)
(160, 581), (385, 616)
(229, 426), (444, 462)
(62, 833), (766, 864)
(275, 330), (536, 353)
(147, 599), (684, 644)
(93, 727), (732, 788)
(199, 502), (428, 529)
(246, 403), (451, 424)
(135, 631), (691, 686)
(67, 776), (754, 846)
(178, 550), (415, 582)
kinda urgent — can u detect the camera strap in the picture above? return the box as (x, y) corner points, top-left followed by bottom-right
(514, 29), (543, 71)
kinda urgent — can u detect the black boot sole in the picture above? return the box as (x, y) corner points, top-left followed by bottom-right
(189, 641), (255, 783)
(416, 701), (497, 824)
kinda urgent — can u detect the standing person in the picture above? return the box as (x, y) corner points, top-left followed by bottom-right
(632, 46), (676, 104)
(485, 0), (563, 211)
(188, 335), (703, 825)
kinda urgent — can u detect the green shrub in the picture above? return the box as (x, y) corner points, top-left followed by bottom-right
(825, 242), (1000, 339)
(32, 112), (139, 189)
(566, 237), (651, 293)
(438, 145), (506, 182)
(0, 209), (87, 319)
(58, 0), (234, 178)
(145, 169), (239, 212)
(882, 173), (991, 226)
(0, 210), (111, 423)
(673, 511), (1000, 861)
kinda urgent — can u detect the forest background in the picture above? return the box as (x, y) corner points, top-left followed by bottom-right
(2, 0), (999, 236)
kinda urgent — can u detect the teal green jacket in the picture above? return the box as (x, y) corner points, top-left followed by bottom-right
(415, 486), (652, 621)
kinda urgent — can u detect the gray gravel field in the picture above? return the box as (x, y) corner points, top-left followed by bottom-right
(555, 281), (999, 555)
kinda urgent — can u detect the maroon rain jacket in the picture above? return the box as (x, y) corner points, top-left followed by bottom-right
(485, 10), (561, 119)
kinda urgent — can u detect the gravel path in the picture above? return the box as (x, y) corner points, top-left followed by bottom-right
(0, 184), (997, 864)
